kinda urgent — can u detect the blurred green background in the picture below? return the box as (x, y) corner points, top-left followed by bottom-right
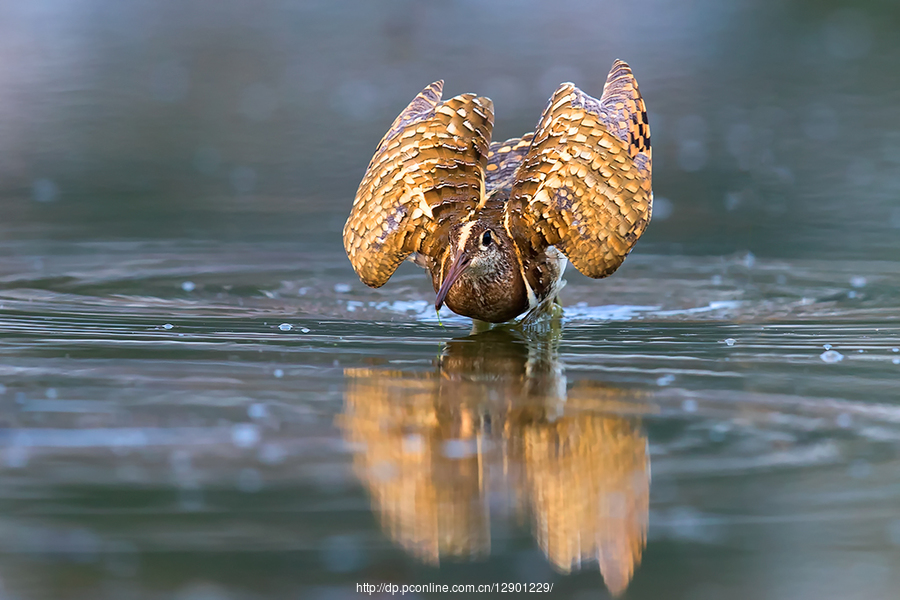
(2, 0), (899, 258)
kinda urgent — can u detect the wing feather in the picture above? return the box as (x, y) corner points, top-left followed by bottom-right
(505, 60), (652, 279)
(343, 82), (494, 287)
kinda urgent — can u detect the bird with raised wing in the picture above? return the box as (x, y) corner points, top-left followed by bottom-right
(343, 60), (652, 324)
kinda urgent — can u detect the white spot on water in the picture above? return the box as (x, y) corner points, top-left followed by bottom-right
(300, 327), (311, 333)
(823, 344), (832, 350)
(724, 338), (736, 346)
(742, 252), (756, 268)
(442, 438), (477, 459)
(820, 349), (844, 363)
(231, 424), (260, 449)
(248, 403), (268, 420)
(847, 291), (857, 299)
(893, 358), (900, 365)
(893, 348), (899, 353)
(258, 443), (286, 465)
(724, 191), (742, 211)
(33, 178), (59, 203)
(278, 323), (292, 331)
(850, 276), (867, 288)
(652, 196), (673, 220)
(334, 283), (352, 293)
(402, 434), (424, 455)
(836, 412), (852, 428)
(273, 369), (284, 378)
(181, 281), (196, 292)
(163, 323), (174, 330)
(656, 374), (676, 386)
(681, 399), (697, 413)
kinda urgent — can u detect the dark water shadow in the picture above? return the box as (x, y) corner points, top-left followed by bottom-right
(340, 327), (652, 596)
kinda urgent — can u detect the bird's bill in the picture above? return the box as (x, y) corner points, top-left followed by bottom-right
(434, 251), (471, 311)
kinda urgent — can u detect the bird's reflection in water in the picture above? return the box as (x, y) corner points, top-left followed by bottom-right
(340, 328), (650, 596)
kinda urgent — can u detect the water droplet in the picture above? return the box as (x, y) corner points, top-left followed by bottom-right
(892, 348), (898, 353)
(163, 323), (174, 330)
(850, 276), (867, 288)
(681, 399), (697, 413)
(181, 281), (196, 292)
(724, 338), (736, 346)
(823, 344), (832, 350)
(32, 178), (59, 203)
(402, 434), (425, 454)
(273, 369), (284, 378)
(258, 443), (286, 465)
(820, 350), (844, 363)
(742, 252), (756, 268)
(247, 403), (268, 419)
(652, 196), (673, 220)
(656, 374), (676, 386)
(231, 423), (261, 449)
(893, 358), (900, 365)
(334, 283), (352, 293)
(45, 387), (58, 399)
(278, 323), (292, 331)
(442, 438), (477, 459)
(300, 327), (311, 333)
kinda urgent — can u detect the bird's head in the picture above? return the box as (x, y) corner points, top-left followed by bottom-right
(435, 221), (514, 312)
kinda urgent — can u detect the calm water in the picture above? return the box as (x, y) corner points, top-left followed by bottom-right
(2, 1), (900, 599)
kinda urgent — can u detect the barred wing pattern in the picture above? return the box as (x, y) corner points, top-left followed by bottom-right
(505, 60), (652, 279)
(343, 81), (494, 287)
(485, 134), (533, 195)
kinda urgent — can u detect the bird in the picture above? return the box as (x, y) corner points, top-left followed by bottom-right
(343, 59), (652, 324)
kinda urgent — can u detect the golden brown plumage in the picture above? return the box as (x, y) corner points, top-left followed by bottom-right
(343, 60), (652, 322)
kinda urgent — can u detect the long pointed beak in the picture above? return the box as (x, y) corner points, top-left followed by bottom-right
(435, 251), (471, 312)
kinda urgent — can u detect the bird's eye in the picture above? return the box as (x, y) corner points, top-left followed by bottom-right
(482, 231), (493, 246)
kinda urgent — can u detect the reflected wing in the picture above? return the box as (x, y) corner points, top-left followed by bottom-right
(343, 81), (494, 287)
(505, 60), (652, 279)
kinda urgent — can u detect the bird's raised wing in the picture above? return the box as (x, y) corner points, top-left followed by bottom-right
(343, 81), (494, 288)
(485, 134), (534, 196)
(504, 60), (652, 279)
